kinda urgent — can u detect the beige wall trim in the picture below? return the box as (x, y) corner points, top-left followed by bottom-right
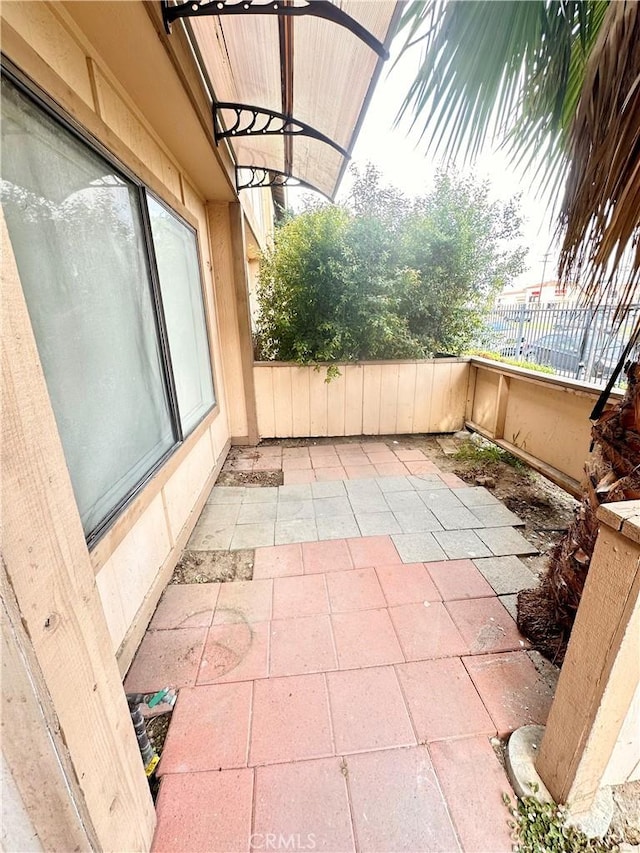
(466, 419), (582, 498)
(117, 437), (231, 676)
(536, 503), (640, 812)
(90, 408), (220, 573)
(1, 213), (155, 850)
(1, 563), (96, 852)
(231, 203), (260, 445)
(469, 356), (624, 403)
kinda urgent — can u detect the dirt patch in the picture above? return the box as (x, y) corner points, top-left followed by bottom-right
(146, 711), (171, 801)
(170, 549), (253, 584)
(216, 470), (283, 487)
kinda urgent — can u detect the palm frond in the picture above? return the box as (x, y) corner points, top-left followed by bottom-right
(559, 0), (640, 321)
(397, 1), (607, 195)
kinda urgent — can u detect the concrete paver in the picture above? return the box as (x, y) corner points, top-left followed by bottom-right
(473, 555), (539, 595)
(145, 446), (554, 852)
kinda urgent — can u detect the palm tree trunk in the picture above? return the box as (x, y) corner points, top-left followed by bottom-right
(517, 360), (640, 664)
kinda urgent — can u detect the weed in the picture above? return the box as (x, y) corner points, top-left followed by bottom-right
(467, 350), (556, 374)
(454, 439), (527, 471)
(503, 792), (619, 852)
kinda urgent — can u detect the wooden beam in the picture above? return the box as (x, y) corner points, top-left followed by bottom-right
(493, 374), (510, 440)
(1, 213), (155, 849)
(230, 203), (260, 445)
(536, 505), (640, 814)
(1, 562), (96, 851)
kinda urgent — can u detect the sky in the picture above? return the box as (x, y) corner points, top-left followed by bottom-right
(289, 32), (562, 290)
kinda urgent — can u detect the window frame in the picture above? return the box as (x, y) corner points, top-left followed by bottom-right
(143, 189), (217, 437)
(1, 57), (219, 549)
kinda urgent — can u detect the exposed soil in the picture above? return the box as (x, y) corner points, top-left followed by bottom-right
(146, 711), (171, 801)
(169, 549), (254, 584)
(216, 470), (283, 487)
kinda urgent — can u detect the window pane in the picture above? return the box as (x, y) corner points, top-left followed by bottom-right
(1, 78), (175, 536)
(147, 196), (215, 435)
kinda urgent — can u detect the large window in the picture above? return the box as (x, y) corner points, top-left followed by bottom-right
(1, 73), (216, 542)
(148, 196), (215, 435)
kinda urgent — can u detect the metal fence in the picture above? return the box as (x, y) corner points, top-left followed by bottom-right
(473, 302), (640, 386)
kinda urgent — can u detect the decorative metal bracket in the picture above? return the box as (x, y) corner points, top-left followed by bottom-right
(215, 103), (349, 158)
(162, 0), (389, 59)
(235, 165), (330, 198)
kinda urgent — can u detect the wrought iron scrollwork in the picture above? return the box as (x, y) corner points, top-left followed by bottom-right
(235, 166), (328, 197)
(215, 103), (349, 158)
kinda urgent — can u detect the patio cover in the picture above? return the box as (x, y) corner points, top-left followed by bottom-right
(163, 0), (401, 199)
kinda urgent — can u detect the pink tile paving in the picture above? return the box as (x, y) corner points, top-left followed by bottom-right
(346, 535), (401, 568)
(374, 462), (409, 477)
(446, 596), (529, 654)
(404, 460), (441, 475)
(440, 473), (467, 488)
(249, 673), (333, 765)
(375, 562), (442, 606)
(331, 608), (404, 669)
(197, 621), (269, 684)
(252, 758), (355, 853)
(311, 455), (340, 469)
(325, 568), (386, 612)
(272, 573), (329, 619)
(158, 683), (251, 774)
(389, 602), (469, 661)
(395, 658), (495, 742)
(253, 543), (303, 579)
(327, 666), (416, 753)
(313, 466), (346, 481)
(394, 448), (426, 461)
(302, 539), (353, 574)
(463, 651), (555, 736)
(124, 627), (207, 692)
(360, 442), (389, 453)
(213, 579), (273, 625)
(425, 559), (495, 601)
(336, 450), (370, 463)
(282, 456), (312, 471)
(366, 451), (398, 464)
(346, 747), (460, 852)
(269, 615), (337, 676)
(345, 464), (378, 479)
(256, 445), (282, 458)
(284, 469), (316, 484)
(253, 457), (280, 471)
(153, 769), (253, 853)
(282, 447), (310, 458)
(429, 736), (514, 852)
(138, 444), (542, 853)
(149, 584), (219, 630)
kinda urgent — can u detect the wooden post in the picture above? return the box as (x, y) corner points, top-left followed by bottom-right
(1, 214), (155, 850)
(493, 374), (510, 440)
(536, 501), (640, 815)
(207, 201), (259, 444)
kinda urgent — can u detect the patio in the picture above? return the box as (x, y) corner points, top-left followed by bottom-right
(125, 441), (557, 852)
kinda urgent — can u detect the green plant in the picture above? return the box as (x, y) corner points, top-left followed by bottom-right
(256, 166), (524, 366)
(467, 349), (556, 374)
(454, 439), (527, 471)
(503, 792), (619, 852)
